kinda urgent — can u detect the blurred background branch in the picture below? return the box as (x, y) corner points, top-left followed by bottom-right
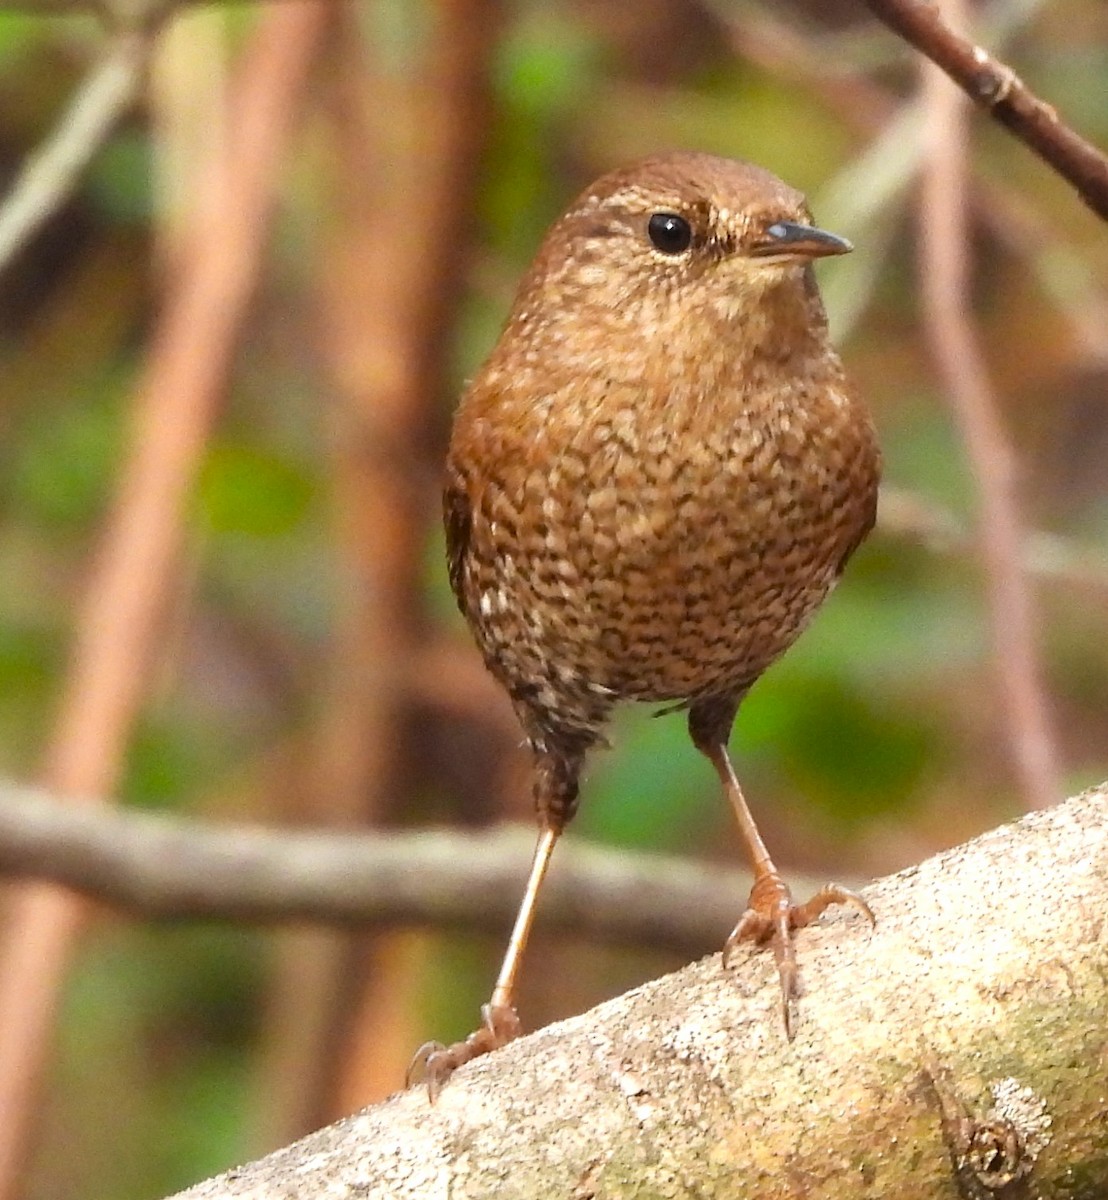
(0, 2), (329, 1194)
(0, 31), (148, 276)
(917, 0), (1058, 811)
(877, 486), (1108, 598)
(0, 779), (786, 953)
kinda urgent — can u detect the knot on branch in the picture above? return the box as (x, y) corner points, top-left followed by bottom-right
(928, 1056), (1053, 1198)
(968, 48), (1020, 107)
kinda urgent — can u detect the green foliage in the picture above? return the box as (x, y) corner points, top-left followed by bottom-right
(123, 717), (218, 811)
(580, 710), (715, 852)
(198, 442), (316, 539)
(5, 378), (123, 532)
(483, 11), (604, 261)
(0, 15), (48, 65)
(53, 926), (264, 1200)
(87, 128), (154, 225)
(750, 674), (935, 828)
(882, 396), (977, 515)
(0, 622), (60, 773)
(0, 622), (56, 695)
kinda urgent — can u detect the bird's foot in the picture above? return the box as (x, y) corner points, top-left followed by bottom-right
(406, 1002), (522, 1101)
(722, 873), (873, 1038)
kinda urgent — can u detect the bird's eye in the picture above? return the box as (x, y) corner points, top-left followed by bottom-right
(647, 212), (692, 255)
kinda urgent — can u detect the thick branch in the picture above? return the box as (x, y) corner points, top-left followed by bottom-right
(862, 0), (1108, 219)
(168, 784), (1108, 1199)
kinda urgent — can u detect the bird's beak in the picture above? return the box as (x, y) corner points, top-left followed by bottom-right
(749, 221), (853, 260)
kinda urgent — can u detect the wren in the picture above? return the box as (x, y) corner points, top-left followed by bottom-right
(409, 151), (881, 1097)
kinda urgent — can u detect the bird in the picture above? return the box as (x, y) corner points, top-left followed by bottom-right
(409, 150), (881, 1099)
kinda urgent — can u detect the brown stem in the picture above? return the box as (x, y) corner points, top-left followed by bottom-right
(288, 0), (505, 1121)
(0, 7), (329, 1194)
(862, 0), (1108, 220)
(917, 5), (1058, 812)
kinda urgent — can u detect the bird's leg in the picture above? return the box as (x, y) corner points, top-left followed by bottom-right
(407, 742), (583, 1099)
(688, 699), (873, 1038)
(406, 825), (558, 1099)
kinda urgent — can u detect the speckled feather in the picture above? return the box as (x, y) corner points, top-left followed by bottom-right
(445, 152), (880, 819)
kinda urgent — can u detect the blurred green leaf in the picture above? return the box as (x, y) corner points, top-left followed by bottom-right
(6, 383), (122, 530)
(59, 925), (263, 1199)
(495, 11), (601, 121)
(122, 719), (208, 811)
(0, 622), (57, 692)
(198, 443), (315, 538)
(881, 397), (975, 515)
(483, 12), (604, 260)
(0, 14), (48, 65)
(416, 934), (497, 1045)
(747, 674), (936, 828)
(87, 127), (153, 225)
(579, 710), (716, 852)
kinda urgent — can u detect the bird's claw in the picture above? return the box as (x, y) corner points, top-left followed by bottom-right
(722, 875), (873, 1039)
(406, 1002), (523, 1101)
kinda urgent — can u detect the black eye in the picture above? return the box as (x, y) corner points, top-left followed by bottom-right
(647, 212), (692, 255)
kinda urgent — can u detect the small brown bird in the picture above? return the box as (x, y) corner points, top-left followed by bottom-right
(410, 151), (881, 1097)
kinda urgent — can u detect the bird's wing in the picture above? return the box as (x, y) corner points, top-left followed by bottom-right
(442, 474), (473, 614)
(835, 487), (877, 577)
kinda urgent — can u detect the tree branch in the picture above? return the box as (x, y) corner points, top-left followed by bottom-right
(861, 0), (1108, 220)
(166, 783), (1108, 1199)
(878, 486), (1108, 598)
(0, 32), (148, 277)
(0, 779), (788, 956)
(917, 7), (1058, 812)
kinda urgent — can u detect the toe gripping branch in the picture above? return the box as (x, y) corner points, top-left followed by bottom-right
(723, 869), (874, 1039)
(406, 1003), (523, 1102)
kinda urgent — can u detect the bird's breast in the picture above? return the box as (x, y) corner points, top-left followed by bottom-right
(456, 372), (878, 707)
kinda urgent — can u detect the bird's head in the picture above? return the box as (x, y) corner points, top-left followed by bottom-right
(507, 151), (849, 369)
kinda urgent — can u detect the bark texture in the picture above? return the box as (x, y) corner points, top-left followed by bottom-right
(170, 784), (1108, 1199)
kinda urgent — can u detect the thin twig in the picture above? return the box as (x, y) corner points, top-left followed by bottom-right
(862, 0), (1108, 220)
(0, 33), (148, 277)
(878, 486), (1108, 599)
(917, 3), (1058, 811)
(975, 182), (1108, 365)
(728, 4), (1108, 354)
(0, 779), (787, 957)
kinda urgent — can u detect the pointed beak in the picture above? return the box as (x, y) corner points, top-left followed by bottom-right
(750, 221), (853, 260)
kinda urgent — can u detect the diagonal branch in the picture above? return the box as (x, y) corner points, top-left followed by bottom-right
(167, 784), (1108, 1200)
(729, 4), (1108, 355)
(861, 0), (1108, 220)
(0, 32), (149, 277)
(877, 486), (1108, 599)
(0, 7), (331, 1194)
